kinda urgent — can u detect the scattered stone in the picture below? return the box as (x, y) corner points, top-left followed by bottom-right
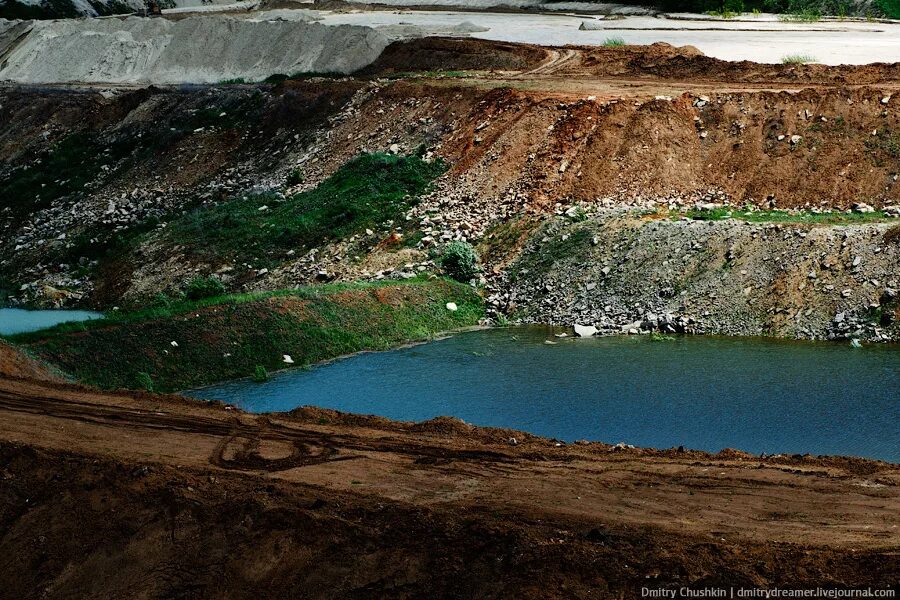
(573, 324), (598, 337)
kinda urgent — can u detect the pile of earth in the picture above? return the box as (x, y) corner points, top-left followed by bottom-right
(0, 15), (388, 84)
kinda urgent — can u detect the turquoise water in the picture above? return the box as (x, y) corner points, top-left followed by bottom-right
(189, 327), (900, 462)
(0, 308), (103, 336)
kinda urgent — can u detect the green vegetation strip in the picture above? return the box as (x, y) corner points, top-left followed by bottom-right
(164, 152), (444, 266)
(677, 207), (892, 225)
(9, 279), (483, 393)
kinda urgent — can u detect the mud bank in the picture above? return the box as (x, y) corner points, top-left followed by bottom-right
(0, 16), (387, 84)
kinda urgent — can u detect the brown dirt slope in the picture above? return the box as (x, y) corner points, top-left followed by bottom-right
(0, 375), (897, 597)
(0, 341), (58, 381)
(359, 37), (550, 75)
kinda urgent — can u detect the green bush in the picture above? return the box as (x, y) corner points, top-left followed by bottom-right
(602, 37), (626, 47)
(135, 371), (154, 392)
(439, 241), (480, 282)
(877, 0), (900, 17)
(184, 276), (226, 300)
(286, 169), (304, 186)
(252, 365), (269, 383)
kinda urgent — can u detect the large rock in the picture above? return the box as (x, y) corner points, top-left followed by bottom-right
(573, 324), (598, 337)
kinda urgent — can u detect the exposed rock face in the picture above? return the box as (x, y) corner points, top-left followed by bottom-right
(499, 211), (900, 342)
(0, 16), (388, 84)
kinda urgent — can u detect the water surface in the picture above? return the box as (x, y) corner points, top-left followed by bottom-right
(0, 308), (103, 336)
(190, 327), (900, 461)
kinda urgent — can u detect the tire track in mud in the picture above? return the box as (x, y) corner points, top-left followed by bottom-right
(0, 379), (521, 473)
(520, 48), (578, 76)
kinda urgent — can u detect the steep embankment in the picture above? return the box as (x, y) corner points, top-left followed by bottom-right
(495, 210), (900, 341)
(10, 279), (482, 391)
(1, 41), (899, 340)
(0, 16), (388, 84)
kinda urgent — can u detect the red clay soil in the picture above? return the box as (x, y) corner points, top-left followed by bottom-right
(0, 364), (897, 597)
(0, 341), (59, 381)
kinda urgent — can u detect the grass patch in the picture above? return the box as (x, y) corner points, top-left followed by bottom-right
(162, 152), (444, 266)
(777, 10), (821, 20)
(602, 37), (626, 46)
(11, 279), (483, 392)
(649, 332), (676, 341)
(781, 54), (818, 64)
(677, 207), (891, 224)
(706, 8), (740, 17)
(510, 226), (594, 280)
(865, 129), (900, 167)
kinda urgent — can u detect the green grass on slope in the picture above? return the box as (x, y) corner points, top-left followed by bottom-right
(164, 152), (445, 266)
(677, 207), (891, 224)
(11, 279), (483, 393)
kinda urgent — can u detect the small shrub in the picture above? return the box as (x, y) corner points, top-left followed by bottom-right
(135, 371), (154, 392)
(252, 365), (269, 383)
(184, 276), (226, 300)
(439, 241), (480, 282)
(151, 292), (175, 308)
(568, 206), (589, 222)
(286, 169), (304, 186)
(602, 37), (626, 47)
(781, 54), (817, 64)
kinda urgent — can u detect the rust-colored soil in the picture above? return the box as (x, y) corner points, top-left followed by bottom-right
(0, 341), (59, 381)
